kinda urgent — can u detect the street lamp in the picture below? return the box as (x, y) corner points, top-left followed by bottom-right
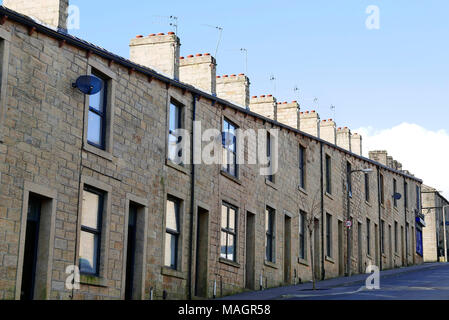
(346, 167), (373, 277)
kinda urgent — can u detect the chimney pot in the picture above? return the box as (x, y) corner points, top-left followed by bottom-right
(187, 55), (194, 58)
(149, 33), (156, 36)
(196, 53), (203, 57)
(168, 32), (175, 35)
(157, 33), (165, 36)
(136, 35), (144, 38)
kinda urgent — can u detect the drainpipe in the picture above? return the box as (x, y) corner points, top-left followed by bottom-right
(188, 93), (197, 300)
(320, 142), (325, 280)
(377, 167), (382, 271)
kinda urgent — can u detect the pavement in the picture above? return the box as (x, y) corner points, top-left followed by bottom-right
(221, 262), (449, 300)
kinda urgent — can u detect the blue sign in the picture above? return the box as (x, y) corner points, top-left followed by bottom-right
(416, 229), (423, 256)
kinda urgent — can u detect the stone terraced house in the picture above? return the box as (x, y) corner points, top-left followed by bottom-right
(0, 0), (424, 300)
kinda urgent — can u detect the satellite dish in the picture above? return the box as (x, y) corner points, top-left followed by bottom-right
(393, 193), (402, 200)
(72, 75), (103, 95)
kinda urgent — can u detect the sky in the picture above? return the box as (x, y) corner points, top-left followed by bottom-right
(4, 0), (449, 196)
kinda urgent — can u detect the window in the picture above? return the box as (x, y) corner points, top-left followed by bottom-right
(365, 173), (370, 202)
(346, 161), (352, 197)
(165, 197), (181, 269)
(366, 218), (371, 256)
(221, 203), (237, 261)
(299, 145), (306, 189)
(299, 211), (306, 260)
(394, 221), (398, 253)
(393, 179), (398, 207)
(326, 213), (332, 257)
(87, 72), (107, 150)
(267, 133), (274, 182)
(79, 187), (104, 275)
(404, 181), (408, 209)
(168, 101), (183, 163)
(325, 155), (331, 194)
(380, 174), (384, 205)
(265, 207), (275, 262)
(222, 118), (238, 177)
(381, 220), (385, 254)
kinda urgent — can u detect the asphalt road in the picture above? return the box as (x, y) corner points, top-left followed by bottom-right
(281, 263), (449, 300)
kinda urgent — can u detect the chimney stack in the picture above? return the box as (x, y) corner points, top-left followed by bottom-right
(368, 150), (388, 166)
(180, 53), (217, 95)
(4, 0), (69, 31)
(216, 74), (250, 108)
(336, 127), (352, 152)
(299, 111), (320, 137)
(250, 95), (277, 120)
(129, 33), (181, 80)
(277, 101), (300, 129)
(320, 119), (336, 144)
(351, 133), (362, 156)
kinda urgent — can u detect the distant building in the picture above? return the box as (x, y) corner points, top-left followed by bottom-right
(422, 185), (449, 262)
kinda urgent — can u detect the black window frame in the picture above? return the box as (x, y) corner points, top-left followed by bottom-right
(87, 71), (108, 150)
(381, 220), (385, 254)
(346, 161), (352, 197)
(366, 218), (371, 256)
(365, 173), (370, 202)
(325, 154), (331, 194)
(393, 178), (398, 208)
(220, 202), (238, 262)
(165, 196), (181, 270)
(168, 100), (184, 164)
(299, 145), (306, 189)
(266, 132), (274, 183)
(265, 207), (275, 262)
(222, 118), (238, 178)
(326, 213), (332, 258)
(79, 186), (104, 276)
(394, 221), (398, 253)
(299, 210), (306, 260)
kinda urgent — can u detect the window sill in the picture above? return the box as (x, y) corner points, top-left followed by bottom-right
(219, 257), (241, 268)
(325, 256), (335, 264)
(298, 258), (308, 266)
(220, 170), (242, 185)
(166, 159), (189, 175)
(365, 201), (372, 207)
(325, 192), (334, 201)
(366, 254), (373, 261)
(394, 253), (401, 258)
(80, 274), (108, 287)
(83, 144), (113, 161)
(382, 253), (387, 258)
(161, 266), (186, 280)
(297, 186), (307, 196)
(265, 178), (277, 190)
(264, 260), (278, 269)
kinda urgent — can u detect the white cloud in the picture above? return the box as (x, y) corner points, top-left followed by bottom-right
(355, 123), (449, 199)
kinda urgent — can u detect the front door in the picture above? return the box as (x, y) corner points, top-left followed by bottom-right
(20, 195), (42, 300)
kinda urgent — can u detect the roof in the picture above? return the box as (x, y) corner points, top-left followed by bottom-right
(0, 6), (423, 184)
